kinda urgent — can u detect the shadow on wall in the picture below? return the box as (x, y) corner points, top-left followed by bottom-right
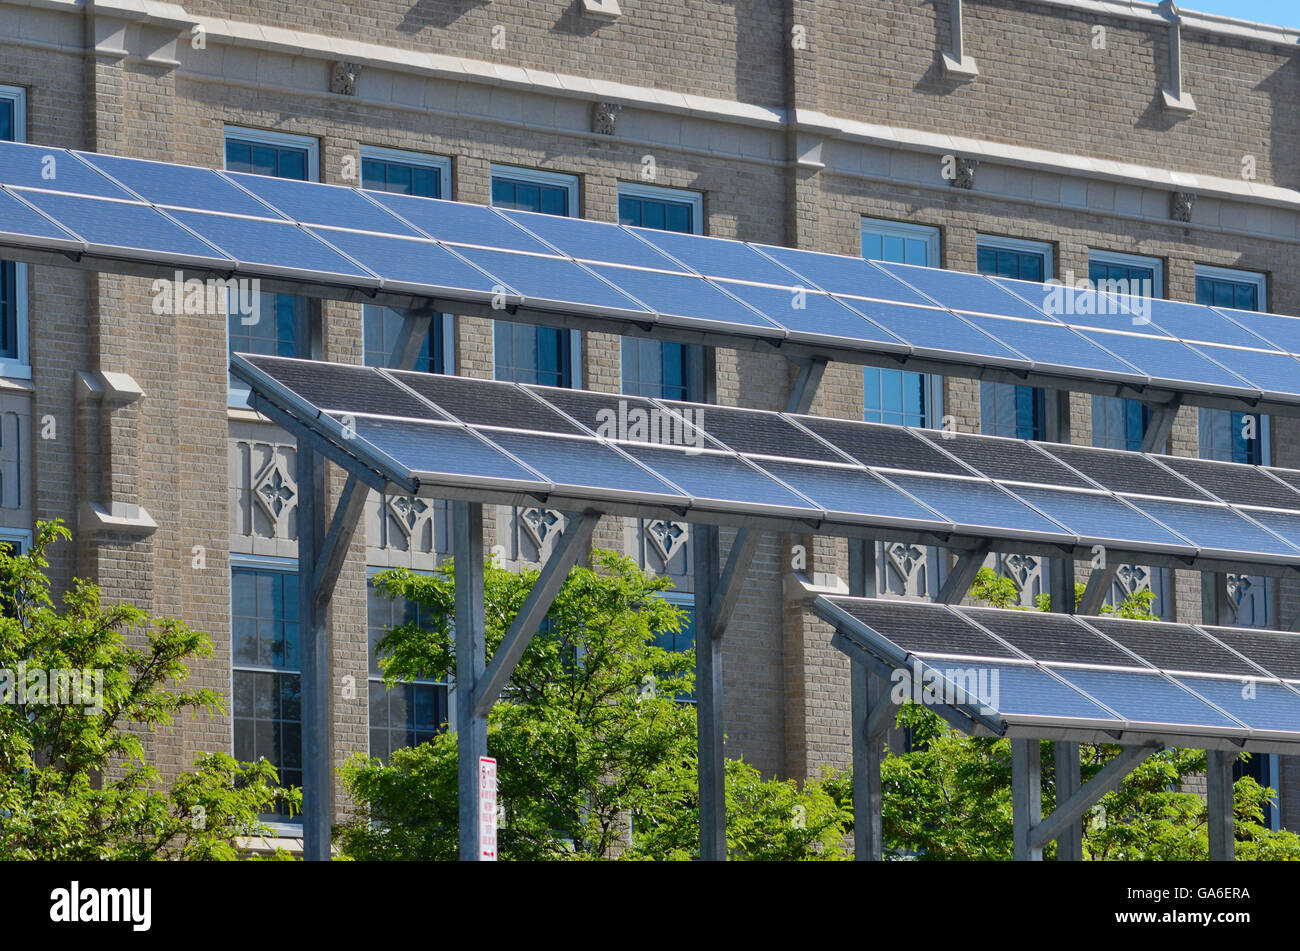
(398, 0), (492, 34)
(1256, 56), (1300, 193)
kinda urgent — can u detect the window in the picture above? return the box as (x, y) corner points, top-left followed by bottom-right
(653, 593), (695, 704)
(1089, 251), (1162, 452)
(862, 220), (942, 427)
(224, 128), (317, 406)
(490, 166), (581, 387)
(231, 563), (301, 815)
(977, 237), (1052, 439)
(0, 85), (29, 378)
(367, 577), (449, 762)
(1196, 265), (1264, 313)
(1088, 250), (1162, 300)
(360, 147), (453, 373)
(618, 184), (703, 400)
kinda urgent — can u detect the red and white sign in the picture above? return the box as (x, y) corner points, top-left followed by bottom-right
(479, 756), (498, 861)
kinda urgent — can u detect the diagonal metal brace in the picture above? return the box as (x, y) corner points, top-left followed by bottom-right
(1078, 562), (1119, 616)
(785, 357), (829, 415)
(1140, 396), (1183, 454)
(705, 528), (762, 642)
(1028, 744), (1158, 850)
(388, 307), (438, 370)
(936, 543), (992, 604)
(864, 683), (901, 742)
(472, 510), (600, 717)
(308, 473), (369, 614)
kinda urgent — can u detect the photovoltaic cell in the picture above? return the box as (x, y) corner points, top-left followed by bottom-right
(618, 445), (817, 512)
(965, 664), (1118, 721)
(833, 598), (1017, 659)
(305, 229), (500, 296)
(1046, 667), (1239, 728)
(629, 228), (803, 286)
(450, 248), (649, 314)
(584, 264), (781, 331)
(0, 142), (134, 199)
(916, 431), (1092, 487)
(243, 356), (447, 420)
(78, 153), (281, 218)
(713, 282), (908, 349)
(840, 300), (1028, 364)
(1187, 345), (1300, 397)
(346, 416), (542, 483)
(167, 209), (375, 278)
(884, 474), (1067, 536)
(389, 372), (585, 434)
(1042, 444), (1210, 500)
(1136, 298), (1280, 349)
(1120, 498), (1300, 557)
(1200, 626), (1300, 681)
(524, 386), (660, 435)
(994, 278), (1161, 334)
(877, 262), (1053, 322)
(1243, 510), (1300, 554)
(750, 245), (934, 304)
(1157, 456), (1300, 511)
(364, 191), (555, 254)
(1172, 676), (1300, 734)
(794, 418), (972, 476)
(1002, 486), (1190, 548)
(497, 211), (689, 271)
(1084, 617), (1258, 677)
(753, 459), (945, 524)
(961, 607), (1136, 668)
(657, 402), (845, 462)
(1078, 331), (1254, 392)
(225, 173), (420, 236)
(480, 430), (686, 499)
(1212, 307), (1300, 355)
(957, 314), (1143, 377)
(13, 193), (227, 260)
(0, 190), (81, 243)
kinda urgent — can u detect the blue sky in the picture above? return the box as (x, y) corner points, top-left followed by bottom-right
(1183, 1), (1300, 28)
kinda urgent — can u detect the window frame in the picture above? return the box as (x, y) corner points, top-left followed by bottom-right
(0, 85), (30, 380)
(488, 165), (583, 387)
(861, 217), (940, 266)
(616, 181), (704, 235)
(1195, 264), (1267, 313)
(976, 234), (1054, 282)
(358, 145), (455, 372)
(1087, 249), (1164, 297)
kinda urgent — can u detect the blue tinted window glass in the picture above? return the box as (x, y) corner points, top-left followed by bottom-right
(981, 383), (1045, 440)
(225, 138), (310, 180)
(364, 306), (445, 374)
(0, 104), (15, 360)
(360, 157), (442, 199)
(367, 579), (449, 762)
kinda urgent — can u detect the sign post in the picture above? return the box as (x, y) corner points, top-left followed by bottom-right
(479, 756), (497, 861)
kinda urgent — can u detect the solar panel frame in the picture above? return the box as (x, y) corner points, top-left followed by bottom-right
(747, 457), (954, 531)
(0, 187), (86, 251)
(0, 142), (137, 199)
(617, 443), (824, 518)
(222, 172), (424, 237)
(876, 261), (1060, 323)
(583, 263), (786, 337)
(709, 280), (911, 353)
(75, 151), (287, 218)
(1156, 456), (1300, 511)
(834, 297), (1033, 369)
(303, 227), (506, 302)
(494, 210), (692, 272)
(627, 227), (808, 287)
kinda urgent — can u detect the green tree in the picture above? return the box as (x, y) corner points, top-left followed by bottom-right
(338, 549), (852, 860)
(0, 521), (300, 860)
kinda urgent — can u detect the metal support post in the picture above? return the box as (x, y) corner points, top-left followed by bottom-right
(297, 442), (331, 861)
(1055, 741), (1083, 860)
(693, 523), (726, 860)
(453, 501), (488, 861)
(1012, 738), (1043, 861)
(1206, 748), (1236, 861)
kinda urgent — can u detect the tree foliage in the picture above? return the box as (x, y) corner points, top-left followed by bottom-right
(0, 521), (299, 860)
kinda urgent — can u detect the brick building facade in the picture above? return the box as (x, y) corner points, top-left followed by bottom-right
(3, 0), (1300, 838)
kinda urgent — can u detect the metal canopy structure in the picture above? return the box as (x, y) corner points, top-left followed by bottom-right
(9, 141), (1300, 416)
(813, 594), (1300, 860)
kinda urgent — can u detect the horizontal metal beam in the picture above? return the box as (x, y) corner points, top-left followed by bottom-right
(1028, 744), (1158, 850)
(705, 528), (762, 643)
(472, 510), (600, 717)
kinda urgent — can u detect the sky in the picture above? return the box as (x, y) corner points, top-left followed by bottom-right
(1181, 0), (1300, 29)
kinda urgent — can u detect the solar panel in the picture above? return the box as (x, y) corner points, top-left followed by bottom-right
(1157, 456), (1300, 511)
(1133, 298), (1280, 350)
(584, 264), (782, 332)
(994, 277), (1160, 334)
(751, 459), (947, 525)
(711, 282), (908, 350)
(883, 474), (1068, 537)
(76, 152), (283, 218)
(1001, 486), (1191, 549)
(14, 193), (227, 261)
(834, 598), (1017, 659)
(1211, 307), (1300, 355)
(478, 430), (687, 500)
(1078, 330), (1254, 393)
(1186, 344), (1300, 397)
(1242, 509), (1300, 554)
(915, 431), (1092, 487)
(762, 246), (933, 302)
(628, 228), (803, 286)
(1200, 626), (1300, 681)
(961, 607), (1136, 667)
(0, 142), (133, 199)
(1042, 444), (1210, 500)
(970, 664), (1120, 721)
(1171, 676), (1300, 734)
(1083, 617), (1258, 677)
(242, 355), (447, 419)
(877, 262), (1054, 322)
(304, 229), (501, 298)
(957, 314), (1144, 379)
(389, 371), (585, 434)
(166, 209), (375, 279)
(364, 191), (554, 253)
(793, 418), (972, 475)
(617, 444), (818, 513)
(1045, 667), (1240, 729)
(656, 402), (845, 462)
(496, 211), (689, 271)
(344, 416), (544, 484)
(523, 386), (662, 435)
(225, 173), (420, 237)
(1120, 498), (1300, 558)
(449, 248), (649, 316)
(0, 190), (82, 245)
(838, 299), (1028, 366)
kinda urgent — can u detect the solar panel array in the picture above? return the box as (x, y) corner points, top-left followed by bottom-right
(235, 353), (1300, 570)
(817, 595), (1300, 747)
(8, 141), (1300, 408)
